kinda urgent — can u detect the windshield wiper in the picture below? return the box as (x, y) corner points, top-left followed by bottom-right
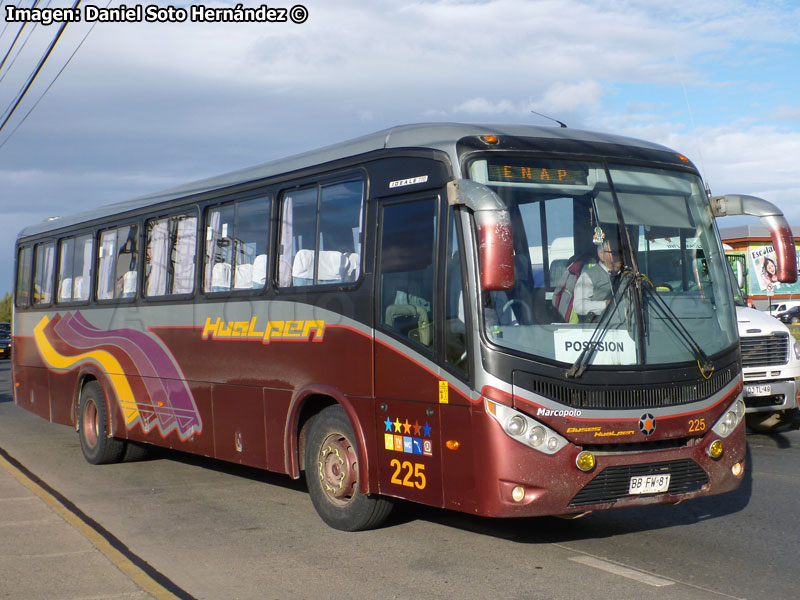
(565, 270), (634, 379)
(640, 278), (715, 378)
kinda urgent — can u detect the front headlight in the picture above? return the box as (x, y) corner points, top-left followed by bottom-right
(711, 398), (746, 438)
(486, 399), (568, 455)
(792, 340), (800, 360)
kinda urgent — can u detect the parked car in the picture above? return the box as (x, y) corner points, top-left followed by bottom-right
(766, 301), (800, 315)
(0, 329), (10, 360)
(776, 306), (800, 324)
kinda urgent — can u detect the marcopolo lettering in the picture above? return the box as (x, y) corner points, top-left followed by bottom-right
(537, 407), (582, 417)
(564, 339), (624, 352)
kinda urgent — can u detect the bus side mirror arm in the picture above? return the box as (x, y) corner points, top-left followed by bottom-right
(447, 179), (515, 291)
(711, 194), (797, 283)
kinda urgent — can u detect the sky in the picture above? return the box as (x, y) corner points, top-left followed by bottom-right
(1, 0), (799, 295)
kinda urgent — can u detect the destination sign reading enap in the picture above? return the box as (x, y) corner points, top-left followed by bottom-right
(487, 161), (588, 185)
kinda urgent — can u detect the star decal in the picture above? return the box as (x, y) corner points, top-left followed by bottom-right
(403, 419), (412, 434)
(422, 422), (432, 438)
(412, 421), (422, 436)
(384, 417), (393, 432)
(393, 418), (402, 433)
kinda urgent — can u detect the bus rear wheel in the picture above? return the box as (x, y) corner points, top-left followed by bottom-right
(304, 405), (392, 531)
(78, 381), (125, 465)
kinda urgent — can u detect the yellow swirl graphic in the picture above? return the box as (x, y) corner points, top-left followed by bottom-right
(33, 315), (140, 425)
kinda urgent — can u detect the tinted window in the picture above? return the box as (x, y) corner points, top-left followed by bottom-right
(58, 234), (93, 303)
(379, 198), (437, 349)
(204, 196), (270, 292)
(15, 246), (33, 307)
(444, 207), (468, 373)
(279, 180), (364, 287)
(145, 214), (197, 297)
(33, 241), (55, 306)
(98, 226), (138, 300)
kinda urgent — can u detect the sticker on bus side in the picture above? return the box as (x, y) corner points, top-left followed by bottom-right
(201, 316), (325, 343)
(383, 417), (433, 457)
(33, 312), (202, 441)
(389, 175), (429, 189)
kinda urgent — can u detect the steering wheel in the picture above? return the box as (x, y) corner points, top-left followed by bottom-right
(501, 299), (533, 323)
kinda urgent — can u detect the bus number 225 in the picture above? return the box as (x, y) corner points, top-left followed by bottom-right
(390, 459), (426, 490)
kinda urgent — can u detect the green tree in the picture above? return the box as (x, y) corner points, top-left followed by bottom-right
(0, 292), (11, 324)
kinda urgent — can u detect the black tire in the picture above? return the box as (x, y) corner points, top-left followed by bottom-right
(304, 405), (393, 531)
(746, 409), (799, 434)
(122, 441), (152, 462)
(78, 381), (125, 465)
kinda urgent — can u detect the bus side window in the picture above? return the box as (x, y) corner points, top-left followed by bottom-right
(32, 241), (55, 306)
(97, 226), (137, 300)
(278, 180), (364, 287)
(204, 196), (270, 293)
(379, 198), (436, 349)
(145, 215), (197, 297)
(444, 207), (468, 373)
(15, 246), (33, 308)
(204, 204), (235, 292)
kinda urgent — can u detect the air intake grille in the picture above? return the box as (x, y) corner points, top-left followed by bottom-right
(740, 334), (789, 368)
(525, 366), (734, 410)
(569, 459), (708, 506)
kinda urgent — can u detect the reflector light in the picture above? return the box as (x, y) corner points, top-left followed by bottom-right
(708, 440), (724, 459)
(575, 451), (596, 472)
(446, 440), (460, 451)
(481, 135), (499, 144)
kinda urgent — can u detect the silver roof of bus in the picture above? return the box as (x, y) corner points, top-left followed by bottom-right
(17, 122), (677, 239)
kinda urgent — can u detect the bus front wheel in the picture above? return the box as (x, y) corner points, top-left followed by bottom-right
(304, 405), (393, 531)
(78, 381), (125, 465)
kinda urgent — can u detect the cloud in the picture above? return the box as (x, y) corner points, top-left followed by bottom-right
(773, 105), (800, 122)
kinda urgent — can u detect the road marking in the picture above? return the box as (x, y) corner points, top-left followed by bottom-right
(0, 448), (193, 600)
(570, 555), (675, 587)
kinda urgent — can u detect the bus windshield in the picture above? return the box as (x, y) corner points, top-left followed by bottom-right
(468, 157), (737, 368)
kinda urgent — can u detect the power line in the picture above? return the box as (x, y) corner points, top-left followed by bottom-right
(0, 0), (52, 85)
(0, 0), (80, 136)
(0, 0), (110, 150)
(0, 1), (41, 77)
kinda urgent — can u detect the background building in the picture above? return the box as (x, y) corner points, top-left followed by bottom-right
(720, 225), (800, 310)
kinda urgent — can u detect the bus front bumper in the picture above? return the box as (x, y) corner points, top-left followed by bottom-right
(469, 416), (746, 519)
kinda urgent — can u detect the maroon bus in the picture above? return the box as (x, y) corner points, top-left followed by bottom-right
(12, 124), (796, 530)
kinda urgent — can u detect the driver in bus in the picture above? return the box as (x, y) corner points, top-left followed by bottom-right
(573, 236), (623, 322)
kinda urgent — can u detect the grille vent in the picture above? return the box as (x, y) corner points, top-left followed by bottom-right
(569, 459), (708, 506)
(740, 334), (789, 368)
(525, 366), (734, 410)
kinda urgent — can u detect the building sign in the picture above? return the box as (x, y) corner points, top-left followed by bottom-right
(747, 244), (800, 296)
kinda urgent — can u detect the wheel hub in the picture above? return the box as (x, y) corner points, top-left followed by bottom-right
(318, 434), (358, 504)
(82, 400), (99, 448)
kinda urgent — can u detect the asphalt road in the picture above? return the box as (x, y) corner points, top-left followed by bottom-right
(0, 359), (798, 600)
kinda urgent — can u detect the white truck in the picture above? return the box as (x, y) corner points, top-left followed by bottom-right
(736, 305), (800, 432)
